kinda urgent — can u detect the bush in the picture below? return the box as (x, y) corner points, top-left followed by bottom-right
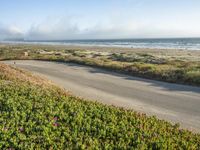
(164, 69), (185, 82)
(185, 70), (200, 84)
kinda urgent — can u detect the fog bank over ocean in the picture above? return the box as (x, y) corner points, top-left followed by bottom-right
(2, 38), (200, 50)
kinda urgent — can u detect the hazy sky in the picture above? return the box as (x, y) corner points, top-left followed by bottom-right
(0, 0), (200, 40)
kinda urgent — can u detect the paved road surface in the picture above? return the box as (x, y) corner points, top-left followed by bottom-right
(3, 60), (200, 132)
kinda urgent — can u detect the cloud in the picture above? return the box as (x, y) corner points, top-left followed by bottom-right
(0, 24), (24, 40)
(25, 16), (200, 40)
(1, 15), (200, 40)
(24, 16), (153, 40)
(26, 16), (80, 40)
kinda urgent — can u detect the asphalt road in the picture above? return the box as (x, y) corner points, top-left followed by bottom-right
(3, 60), (200, 132)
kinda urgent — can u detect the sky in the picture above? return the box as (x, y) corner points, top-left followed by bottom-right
(0, 0), (200, 40)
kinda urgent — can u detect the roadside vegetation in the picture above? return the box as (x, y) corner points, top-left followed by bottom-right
(0, 44), (200, 86)
(0, 63), (200, 149)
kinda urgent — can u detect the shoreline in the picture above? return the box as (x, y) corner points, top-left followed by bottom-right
(1, 43), (200, 62)
(1, 41), (200, 52)
(1, 42), (200, 53)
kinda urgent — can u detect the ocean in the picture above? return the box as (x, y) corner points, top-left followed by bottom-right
(2, 38), (200, 50)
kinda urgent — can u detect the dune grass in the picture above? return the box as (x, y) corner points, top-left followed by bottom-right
(0, 44), (200, 86)
(0, 63), (200, 149)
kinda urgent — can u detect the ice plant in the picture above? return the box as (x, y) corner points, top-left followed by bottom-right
(53, 122), (59, 127)
(19, 127), (24, 132)
(53, 116), (58, 121)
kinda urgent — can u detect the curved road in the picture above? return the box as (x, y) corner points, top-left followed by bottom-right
(3, 60), (200, 132)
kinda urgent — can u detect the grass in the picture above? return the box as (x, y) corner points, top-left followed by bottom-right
(0, 62), (200, 149)
(0, 44), (200, 86)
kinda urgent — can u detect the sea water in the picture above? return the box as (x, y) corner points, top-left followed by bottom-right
(2, 38), (200, 50)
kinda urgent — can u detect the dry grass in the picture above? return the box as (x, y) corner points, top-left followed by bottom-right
(0, 63), (44, 84)
(0, 62), (70, 98)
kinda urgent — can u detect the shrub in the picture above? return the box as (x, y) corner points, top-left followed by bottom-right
(185, 70), (200, 84)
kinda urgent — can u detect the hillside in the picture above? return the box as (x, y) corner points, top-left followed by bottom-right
(0, 63), (200, 149)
